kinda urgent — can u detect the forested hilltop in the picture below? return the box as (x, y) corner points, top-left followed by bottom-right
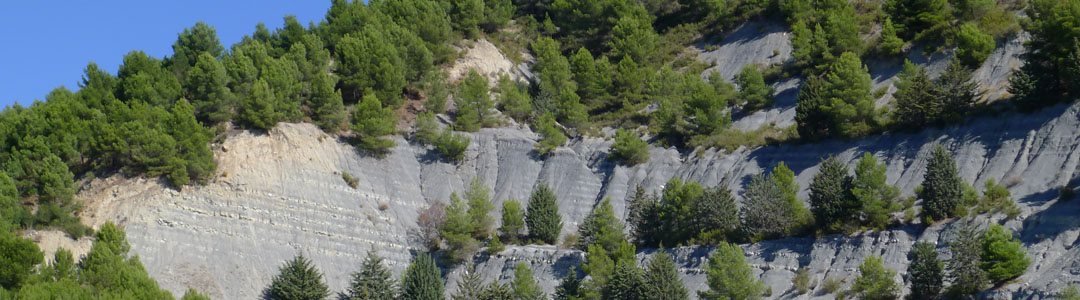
(1, 0), (1079, 299)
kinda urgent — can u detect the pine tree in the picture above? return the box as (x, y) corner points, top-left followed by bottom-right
(609, 128), (649, 166)
(576, 198), (627, 252)
(740, 174), (794, 240)
(240, 78), (281, 130)
(401, 253), (444, 300)
(851, 255), (900, 300)
(512, 263), (545, 300)
(698, 242), (764, 300)
(795, 76), (831, 140)
(956, 23), (995, 67)
(487, 234), (505, 254)
(607, 14), (659, 64)
(907, 242), (944, 300)
(525, 184), (562, 244)
(772, 162), (812, 233)
(264, 254), (330, 300)
(443, 192), (479, 263)
(495, 75), (532, 122)
(534, 112), (566, 156)
(351, 91), (397, 154)
(345, 250), (397, 300)
(643, 250), (689, 300)
(554, 266), (583, 300)
(0, 231), (43, 290)
(735, 64), (774, 111)
(452, 264), (484, 300)
(979, 224), (1030, 284)
(455, 69), (495, 132)
(336, 28), (406, 105)
(822, 52), (877, 137)
(691, 185), (739, 244)
(185, 52), (235, 123)
(603, 262), (646, 300)
(852, 153), (900, 230)
(892, 61), (939, 127)
(878, 17), (904, 57)
(308, 72), (345, 133)
(936, 59), (980, 124)
(435, 128), (471, 163)
(920, 145), (964, 221)
(946, 220), (987, 298)
(809, 156), (856, 230)
(479, 282), (515, 300)
(499, 199), (525, 243)
(465, 177), (494, 239)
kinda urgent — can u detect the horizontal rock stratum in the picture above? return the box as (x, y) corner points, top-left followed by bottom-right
(70, 101), (1080, 299)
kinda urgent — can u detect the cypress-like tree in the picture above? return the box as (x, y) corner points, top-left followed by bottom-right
(809, 156), (855, 230)
(795, 76), (831, 140)
(603, 262), (646, 300)
(979, 224), (1030, 284)
(735, 64), (774, 111)
(401, 253), (444, 300)
(512, 263), (545, 300)
(264, 254), (330, 300)
(850, 255), (900, 300)
(698, 242), (764, 300)
(525, 184), (562, 244)
(946, 220), (987, 298)
(465, 177), (494, 239)
(892, 61), (939, 128)
(643, 250), (689, 300)
(345, 249), (397, 300)
(351, 91), (397, 154)
(740, 174), (794, 240)
(907, 242), (944, 300)
(554, 266), (583, 300)
(920, 145), (964, 221)
(935, 59), (980, 124)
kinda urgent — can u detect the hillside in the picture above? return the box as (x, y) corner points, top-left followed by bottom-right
(50, 97), (1080, 299)
(3, 0), (1080, 299)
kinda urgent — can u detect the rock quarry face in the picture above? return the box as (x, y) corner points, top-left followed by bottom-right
(42, 23), (1075, 300)
(68, 99), (1080, 299)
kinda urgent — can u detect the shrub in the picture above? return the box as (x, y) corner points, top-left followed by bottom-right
(956, 23), (995, 68)
(534, 112), (566, 156)
(343, 172), (359, 189)
(821, 277), (842, 294)
(793, 268), (813, 295)
(851, 255), (900, 300)
(609, 128), (649, 166)
(735, 64), (775, 111)
(434, 128), (470, 163)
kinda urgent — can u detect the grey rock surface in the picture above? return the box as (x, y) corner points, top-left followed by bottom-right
(70, 98), (1080, 299)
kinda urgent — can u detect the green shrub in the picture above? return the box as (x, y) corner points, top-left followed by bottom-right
(343, 172), (359, 189)
(980, 224), (1030, 284)
(434, 128), (470, 163)
(956, 23), (995, 68)
(608, 128), (649, 166)
(822, 277), (842, 294)
(793, 268), (813, 294)
(534, 113), (566, 156)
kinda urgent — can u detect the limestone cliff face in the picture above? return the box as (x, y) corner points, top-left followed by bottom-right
(72, 99), (1080, 299)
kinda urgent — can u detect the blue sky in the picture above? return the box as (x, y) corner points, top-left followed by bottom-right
(0, 1), (334, 108)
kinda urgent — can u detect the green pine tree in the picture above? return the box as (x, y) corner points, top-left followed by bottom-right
(920, 145), (964, 221)
(851, 255), (900, 300)
(698, 242), (764, 300)
(345, 249), (398, 300)
(603, 261), (646, 300)
(534, 112), (567, 156)
(852, 153), (900, 230)
(643, 250), (689, 300)
(892, 61), (940, 127)
(499, 199), (525, 243)
(809, 156), (856, 230)
(465, 177), (494, 239)
(907, 242), (944, 300)
(609, 128), (649, 166)
(455, 69), (495, 132)
(308, 72), (345, 133)
(525, 184), (562, 244)
(513, 263), (545, 300)
(240, 78), (282, 130)
(351, 91), (397, 154)
(401, 253), (444, 300)
(946, 220), (987, 298)
(264, 254), (330, 300)
(979, 224), (1030, 284)
(735, 64), (774, 111)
